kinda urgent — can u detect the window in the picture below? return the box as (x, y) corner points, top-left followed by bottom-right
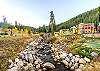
(88, 27), (90, 29)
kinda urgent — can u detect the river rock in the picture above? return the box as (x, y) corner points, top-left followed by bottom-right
(17, 60), (23, 67)
(91, 52), (98, 57)
(75, 55), (80, 58)
(75, 68), (82, 71)
(43, 62), (55, 69)
(75, 57), (80, 63)
(74, 63), (79, 69)
(8, 67), (18, 71)
(55, 55), (60, 59)
(69, 53), (73, 57)
(27, 63), (33, 68)
(36, 64), (41, 69)
(65, 57), (70, 62)
(9, 59), (13, 64)
(25, 54), (28, 61)
(62, 60), (69, 67)
(28, 54), (34, 63)
(23, 65), (29, 71)
(38, 69), (42, 71)
(15, 58), (19, 63)
(84, 57), (90, 62)
(68, 62), (72, 67)
(71, 59), (75, 63)
(70, 66), (75, 70)
(9, 63), (14, 68)
(79, 58), (86, 64)
(43, 68), (47, 71)
(34, 60), (39, 65)
(79, 64), (84, 69)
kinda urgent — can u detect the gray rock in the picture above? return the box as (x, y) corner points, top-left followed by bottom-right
(25, 54), (28, 61)
(74, 63), (79, 69)
(43, 62), (55, 69)
(65, 57), (70, 62)
(91, 52), (98, 57)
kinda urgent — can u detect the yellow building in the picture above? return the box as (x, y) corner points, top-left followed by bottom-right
(59, 29), (71, 36)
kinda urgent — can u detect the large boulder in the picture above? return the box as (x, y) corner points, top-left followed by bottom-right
(43, 62), (55, 69)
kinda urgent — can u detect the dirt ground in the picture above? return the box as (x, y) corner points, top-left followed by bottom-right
(0, 34), (39, 71)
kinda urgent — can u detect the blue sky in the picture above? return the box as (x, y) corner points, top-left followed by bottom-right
(0, 0), (99, 28)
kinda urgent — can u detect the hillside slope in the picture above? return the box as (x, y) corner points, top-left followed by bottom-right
(56, 7), (100, 31)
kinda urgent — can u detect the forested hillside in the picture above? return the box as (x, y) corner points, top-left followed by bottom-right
(56, 7), (100, 31)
